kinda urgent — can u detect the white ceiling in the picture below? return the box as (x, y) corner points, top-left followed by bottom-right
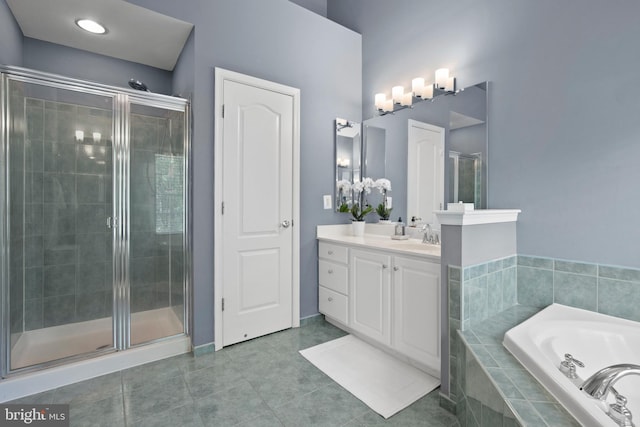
(6, 0), (193, 71)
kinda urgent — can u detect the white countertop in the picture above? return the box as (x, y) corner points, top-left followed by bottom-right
(317, 224), (441, 261)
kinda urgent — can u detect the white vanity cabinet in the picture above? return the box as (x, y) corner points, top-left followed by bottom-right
(350, 249), (392, 345)
(317, 237), (441, 374)
(392, 255), (440, 369)
(318, 242), (349, 325)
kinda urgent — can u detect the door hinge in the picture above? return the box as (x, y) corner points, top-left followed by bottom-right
(221, 104), (225, 118)
(221, 202), (225, 215)
(222, 298), (225, 311)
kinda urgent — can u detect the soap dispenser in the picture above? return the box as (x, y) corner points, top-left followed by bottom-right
(395, 217), (405, 236)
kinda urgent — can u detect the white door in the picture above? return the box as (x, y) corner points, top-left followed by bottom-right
(392, 256), (440, 374)
(216, 72), (299, 347)
(350, 249), (391, 345)
(407, 120), (444, 225)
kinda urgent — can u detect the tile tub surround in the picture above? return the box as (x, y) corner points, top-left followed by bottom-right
(447, 256), (518, 406)
(444, 254), (640, 420)
(456, 306), (579, 427)
(517, 255), (640, 322)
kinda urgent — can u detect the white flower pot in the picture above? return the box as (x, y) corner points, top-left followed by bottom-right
(352, 220), (365, 236)
(378, 220), (391, 224)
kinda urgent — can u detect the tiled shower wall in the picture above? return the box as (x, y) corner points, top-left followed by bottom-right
(9, 84), (25, 341)
(10, 99), (185, 334)
(129, 112), (184, 315)
(19, 98), (113, 330)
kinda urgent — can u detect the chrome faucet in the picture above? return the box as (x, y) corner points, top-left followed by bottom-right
(421, 224), (439, 244)
(581, 364), (640, 427)
(421, 224), (432, 243)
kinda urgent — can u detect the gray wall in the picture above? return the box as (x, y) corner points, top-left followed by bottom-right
(328, 0), (640, 270)
(289, 0), (327, 17)
(22, 38), (173, 95)
(127, 0), (362, 346)
(0, 0), (21, 65)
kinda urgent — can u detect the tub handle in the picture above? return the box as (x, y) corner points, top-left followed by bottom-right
(564, 353), (584, 367)
(560, 354), (584, 379)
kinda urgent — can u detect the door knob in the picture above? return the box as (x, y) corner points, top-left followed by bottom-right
(281, 220), (290, 228)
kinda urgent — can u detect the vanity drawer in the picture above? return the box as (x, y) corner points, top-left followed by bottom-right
(319, 260), (348, 295)
(319, 286), (348, 325)
(318, 242), (348, 264)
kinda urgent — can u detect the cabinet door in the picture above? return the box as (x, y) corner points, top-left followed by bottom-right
(350, 249), (391, 345)
(392, 256), (440, 371)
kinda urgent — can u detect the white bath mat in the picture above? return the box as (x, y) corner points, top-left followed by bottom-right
(299, 335), (440, 418)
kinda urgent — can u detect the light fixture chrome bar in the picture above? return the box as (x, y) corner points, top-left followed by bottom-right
(375, 68), (459, 116)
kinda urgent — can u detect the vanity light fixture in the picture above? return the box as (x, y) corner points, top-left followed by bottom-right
(435, 68), (449, 89)
(375, 67), (457, 115)
(374, 93), (394, 112)
(75, 18), (107, 35)
(336, 158), (351, 168)
(391, 86), (404, 104)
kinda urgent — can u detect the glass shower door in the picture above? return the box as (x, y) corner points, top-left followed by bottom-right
(127, 101), (186, 346)
(4, 76), (115, 370)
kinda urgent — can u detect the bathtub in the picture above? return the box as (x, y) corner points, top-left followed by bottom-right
(503, 304), (640, 427)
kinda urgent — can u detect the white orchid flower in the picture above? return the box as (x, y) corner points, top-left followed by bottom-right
(375, 178), (392, 193)
(336, 180), (352, 192)
(361, 177), (375, 194)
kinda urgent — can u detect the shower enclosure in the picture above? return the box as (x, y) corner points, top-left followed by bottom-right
(0, 67), (190, 376)
(448, 151), (482, 207)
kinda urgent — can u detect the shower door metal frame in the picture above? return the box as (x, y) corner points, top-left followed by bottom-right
(0, 66), (191, 377)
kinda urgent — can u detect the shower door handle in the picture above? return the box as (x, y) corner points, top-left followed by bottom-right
(107, 217), (118, 229)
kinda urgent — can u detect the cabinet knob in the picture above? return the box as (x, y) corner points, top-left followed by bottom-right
(382, 264), (388, 269)
(328, 250), (334, 255)
(393, 266), (399, 271)
(328, 269), (333, 274)
(328, 297), (333, 302)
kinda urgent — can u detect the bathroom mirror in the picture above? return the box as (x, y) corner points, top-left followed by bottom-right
(363, 125), (386, 180)
(361, 82), (488, 223)
(335, 118), (361, 210)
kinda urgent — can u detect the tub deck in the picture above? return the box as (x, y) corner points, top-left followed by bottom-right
(456, 305), (580, 426)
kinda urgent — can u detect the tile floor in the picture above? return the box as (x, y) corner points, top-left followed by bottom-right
(10, 318), (460, 427)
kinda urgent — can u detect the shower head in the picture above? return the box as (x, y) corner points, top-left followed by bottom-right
(128, 79), (149, 92)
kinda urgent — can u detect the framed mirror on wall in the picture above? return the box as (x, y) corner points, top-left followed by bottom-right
(334, 119), (393, 218)
(334, 118), (361, 211)
(360, 82), (488, 225)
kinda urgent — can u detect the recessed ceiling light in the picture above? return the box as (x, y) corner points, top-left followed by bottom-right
(75, 19), (107, 35)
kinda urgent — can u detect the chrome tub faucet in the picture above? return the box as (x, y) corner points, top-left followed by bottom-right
(581, 364), (640, 427)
